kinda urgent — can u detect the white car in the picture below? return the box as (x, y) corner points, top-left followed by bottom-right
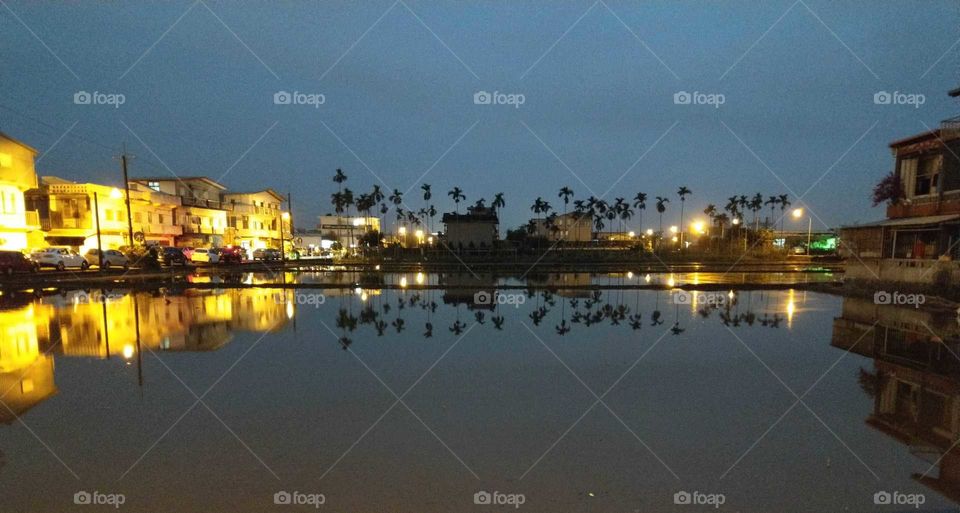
(190, 248), (220, 264)
(84, 248), (130, 270)
(30, 247), (89, 271)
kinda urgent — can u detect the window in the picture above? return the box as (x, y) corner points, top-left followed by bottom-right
(147, 181), (160, 192)
(915, 155), (941, 196)
(134, 212), (142, 223)
(0, 153), (11, 168)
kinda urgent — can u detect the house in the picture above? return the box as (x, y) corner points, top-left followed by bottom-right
(840, 87), (960, 285)
(441, 206), (498, 249)
(317, 215), (380, 249)
(222, 189), (286, 251)
(26, 177), (181, 251)
(0, 132), (43, 250)
(131, 177), (227, 247)
(531, 212), (592, 242)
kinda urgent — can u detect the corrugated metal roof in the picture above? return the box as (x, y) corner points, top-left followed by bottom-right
(840, 214), (960, 229)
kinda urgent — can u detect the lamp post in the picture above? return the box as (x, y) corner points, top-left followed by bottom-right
(792, 208), (812, 255)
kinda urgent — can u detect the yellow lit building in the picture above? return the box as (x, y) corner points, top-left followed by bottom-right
(0, 303), (57, 424)
(0, 132), (42, 250)
(223, 189), (287, 251)
(26, 177), (181, 251)
(131, 177), (227, 248)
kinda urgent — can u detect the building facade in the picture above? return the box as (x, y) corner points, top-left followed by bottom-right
(317, 215), (380, 249)
(442, 207), (499, 249)
(0, 132), (42, 250)
(132, 177), (227, 248)
(223, 189), (287, 251)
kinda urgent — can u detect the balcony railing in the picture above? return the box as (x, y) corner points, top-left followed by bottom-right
(24, 210), (40, 228)
(180, 196), (224, 210)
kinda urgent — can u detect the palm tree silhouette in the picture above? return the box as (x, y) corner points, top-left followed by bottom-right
(632, 192), (647, 235)
(655, 196), (669, 233)
(765, 195), (779, 229)
(778, 194), (791, 242)
(448, 187), (465, 213)
(677, 186), (691, 247)
(332, 169), (347, 248)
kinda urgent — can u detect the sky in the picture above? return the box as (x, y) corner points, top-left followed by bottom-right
(1, 1), (958, 232)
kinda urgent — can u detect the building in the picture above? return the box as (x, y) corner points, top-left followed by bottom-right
(841, 87), (960, 285)
(0, 132), (42, 250)
(441, 206), (498, 249)
(223, 189), (286, 251)
(26, 177), (181, 251)
(317, 215), (380, 249)
(531, 212), (592, 242)
(131, 177), (227, 247)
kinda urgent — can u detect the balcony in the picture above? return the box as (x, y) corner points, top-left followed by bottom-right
(24, 210), (40, 229)
(181, 196), (224, 210)
(887, 190), (960, 218)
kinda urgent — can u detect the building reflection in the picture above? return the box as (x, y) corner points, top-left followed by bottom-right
(0, 287), (293, 423)
(832, 296), (960, 503)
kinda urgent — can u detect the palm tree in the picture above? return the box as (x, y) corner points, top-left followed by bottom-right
(613, 197), (627, 233)
(778, 193), (791, 240)
(492, 192), (505, 215)
(421, 183), (432, 201)
(389, 189), (403, 234)
(765, 195), (780, 229)
(677, 186), (691, 247)
(332, 168), (347, 246)
(632, 192), (647, 234)
(448, 187), (465, 213)
(750, 193), (764, 231)
(655, 197), (669, 232)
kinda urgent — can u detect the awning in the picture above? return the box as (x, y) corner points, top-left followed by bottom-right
(840, 214), (960, 230)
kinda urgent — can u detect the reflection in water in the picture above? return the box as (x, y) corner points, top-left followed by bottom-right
(832, 296), (960, 504)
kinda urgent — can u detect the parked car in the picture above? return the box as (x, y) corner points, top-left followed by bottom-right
(0, 251), (38, 275)
(252, 248), (282, 261)
(190, 248), (220, 264)
(216, 246), (245, 264)
(30, 247), (89, 271)
(158, 246), (187, 266)
(84, 248), (130, 270)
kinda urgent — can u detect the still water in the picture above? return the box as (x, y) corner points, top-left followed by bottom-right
(0, 274), (955, 512)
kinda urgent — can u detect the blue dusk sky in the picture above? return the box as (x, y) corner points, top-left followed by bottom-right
(1, 1), (957, 231)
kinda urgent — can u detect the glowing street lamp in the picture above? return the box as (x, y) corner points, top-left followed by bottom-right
(669, 225), (678, 234)
(645, 229), (654, 237)
(398, 226), (407, 236)
(628, 231), (635, 238)
(792, 208), (812, 255)
(691, 221), (705, 235)
(731, 218), (740, 225)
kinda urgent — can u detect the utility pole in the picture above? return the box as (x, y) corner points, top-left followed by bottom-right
(93, 192), (103, 270)
(115, 145), (135, 247)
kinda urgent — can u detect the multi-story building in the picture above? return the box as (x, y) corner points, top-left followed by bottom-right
(26, 177), (181, 251)
(531, 212), (592, 242)
(223, 189), (287, 251)
(317, 215), (380, 249)
(131, 177), (227, 247)
(0, 132), (42, 250)
(841, 87), (960, 285)
(442, 206), (499, 249)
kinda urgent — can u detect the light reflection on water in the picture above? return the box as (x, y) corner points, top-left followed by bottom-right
(0, 277), (955, 512)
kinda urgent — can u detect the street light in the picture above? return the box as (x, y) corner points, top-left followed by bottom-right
(731, 218), (740, 225)
(669, 225), (678, 234)
(628, 231), (635, 238)
(792, 208), (812, 255)
(691, 221), (705, 235)
(645, 229), (654, 237)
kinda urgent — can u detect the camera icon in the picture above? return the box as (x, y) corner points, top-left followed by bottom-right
(474, 291), (492, 305)
(474, 491), (492, 505)
(74, 491), (92, 505)
(474, 90), (492, 105)
(673, 91), (692, 105)
(873, 491), (891, 505)
(873, 291), (891, 305)
(74, 91), (92, 105)
(671, 290), (693, 305)
(274, 91), (292, 105)
(274, 491), (292, 505)
(674, 491), (691, 505)
(874, 91), (892, 105)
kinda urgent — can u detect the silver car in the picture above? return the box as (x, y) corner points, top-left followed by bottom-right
(84, 248), (130, 270)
